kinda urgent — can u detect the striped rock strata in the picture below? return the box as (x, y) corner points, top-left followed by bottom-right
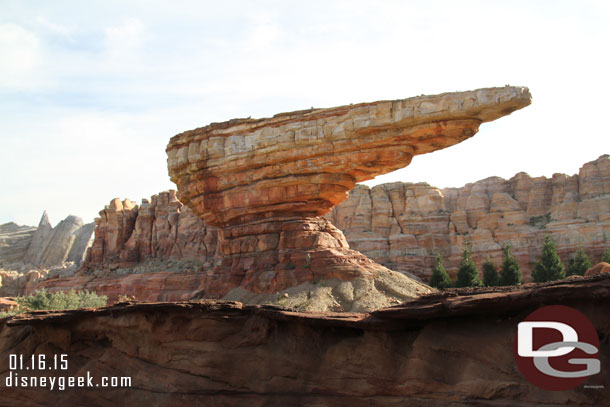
(165, 86), (531, 297)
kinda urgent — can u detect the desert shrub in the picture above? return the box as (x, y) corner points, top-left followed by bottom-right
(532, 236), (565, 282)
(566, 247), (592, 276)
(602, 248), (610, 263)
(529, 213), (551, 229)
(17, 289), (107, 312)
(499, 244), (523, 286)
(117, 294), (137, 303)
(429, 253), (452, 289)
(455, 246), (482, 288)
(482, 257), (499, 287)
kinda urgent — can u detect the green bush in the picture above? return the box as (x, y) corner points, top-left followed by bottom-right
(499, 244), (523, 286)
(529, 213), (551, 229)
(532, 236), (565, 282)
(429, 253), (452, 289)
(602, 248), (610, 263)
(566, 247), (592, 276)
(455, 246), (482, 288)
(17, 289), (107, 312)
(482, 257), (499, 287)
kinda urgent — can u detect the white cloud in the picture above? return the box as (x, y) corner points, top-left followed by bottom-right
(103, 17), (146, 65)
(35, 16), (73, 37)
(0, 23), (42, 88)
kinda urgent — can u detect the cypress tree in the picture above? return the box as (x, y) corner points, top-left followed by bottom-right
(455, 245), (482, 288)
(532, 236), (565, 282)
(602, 248), (610, 264)
(499, 243), (523, 286)
(429, 253), (452, 289)
(482, 257), (499, 287)
(566, 247), (592, 276)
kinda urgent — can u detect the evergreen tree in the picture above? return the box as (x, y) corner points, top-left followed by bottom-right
(429, 253), (452, 289)
(499, 243), (523, 286)
(566, 247), (592, 276)
(602, 248), (610, 264)
(482, 257), (499, 287)
(455, 245), (482, 288)
(532, 236), (565, 282)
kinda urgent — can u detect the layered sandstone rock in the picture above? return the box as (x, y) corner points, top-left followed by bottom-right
(85, 190), (220, 271)
(2, 275), (609, 406)
(326, 154), (610, 281)
(164, 86), (531, 296)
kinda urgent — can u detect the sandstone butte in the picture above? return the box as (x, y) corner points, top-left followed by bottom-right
(1, 275), (609, 406)
(162, 86), (531, 305)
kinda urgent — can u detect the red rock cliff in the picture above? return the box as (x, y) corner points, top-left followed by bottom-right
(326, 154), (610, 281)
(82, 155), (609, 285)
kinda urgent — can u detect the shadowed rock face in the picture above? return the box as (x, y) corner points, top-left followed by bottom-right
(165, 86), (531, 296)
(1, 275), (608, 406)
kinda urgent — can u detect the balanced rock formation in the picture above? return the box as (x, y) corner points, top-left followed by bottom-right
(327, 154), (610, 281)
(166, 86), (531, 298)
(0, 212), (95, 296)
(2, 275), (609, 406)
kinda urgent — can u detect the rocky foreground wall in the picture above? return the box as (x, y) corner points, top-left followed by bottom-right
(1, 275), (609, 406)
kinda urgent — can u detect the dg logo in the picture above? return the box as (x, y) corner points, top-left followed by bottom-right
(514, 305), (601, 390)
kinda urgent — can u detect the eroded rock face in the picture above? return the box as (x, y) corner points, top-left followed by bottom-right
(165, 86), (531, 295)
(85, 190), (220, 272)
(327, 154), (610, 281)
(1, 275), (609, 406)
(0, 212), (95, 296)
(0, 223), (37, 265)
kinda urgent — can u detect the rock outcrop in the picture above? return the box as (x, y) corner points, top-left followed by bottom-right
(164, 86), (531, 297)
(585, 262), (610, 276)
(326, 154), (610, 281)
(86, 191), (219, 270)
(1, 275), (609, 406)
(0, 223), (37, 265)
(0, 212), (95, 296)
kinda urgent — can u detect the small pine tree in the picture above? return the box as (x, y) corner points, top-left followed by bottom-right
(482, 257), (499, 287)
(532, 236), (565, 282)
(455, 245), (482, 288)
(602, 248), (610, 263)
(429, 253), (452, 289)
(499, 243), (523, 286)
(566, 247), (592, 276)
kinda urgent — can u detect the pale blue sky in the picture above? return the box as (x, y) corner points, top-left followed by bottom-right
(1, 1), (609, 226)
